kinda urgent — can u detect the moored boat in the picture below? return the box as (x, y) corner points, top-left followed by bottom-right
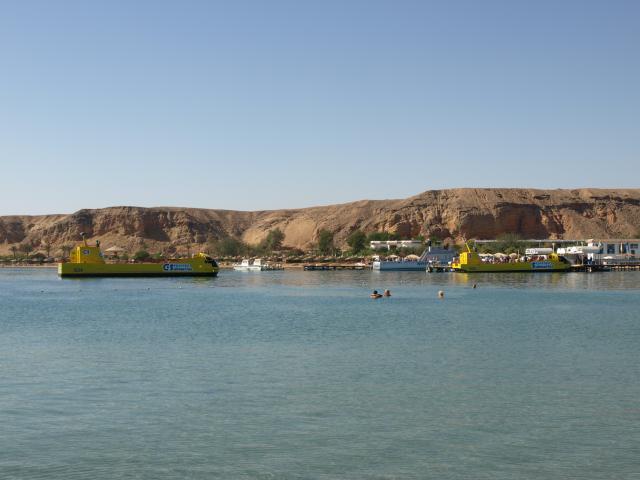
(233, 258), (282, 271)
(372, 256), (428, 271)
(451, 244), (571, 272)
(233, 258), (264, 271)
(58, 236), (219, 277)
(372, 245), (455, 271)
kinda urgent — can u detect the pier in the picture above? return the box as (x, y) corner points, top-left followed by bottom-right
(570, 264), (611, 272)
(607, 263), (640, 271)
(571, 263), (640, 272)
(303, 264), (367, 271)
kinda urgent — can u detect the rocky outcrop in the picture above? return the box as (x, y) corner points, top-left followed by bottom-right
(1, 188), (639, 255)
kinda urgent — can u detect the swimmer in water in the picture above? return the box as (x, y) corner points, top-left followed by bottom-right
(370, 290), (382, 299)
(383, 289), (391, 297)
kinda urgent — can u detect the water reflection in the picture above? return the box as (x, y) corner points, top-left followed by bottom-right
(214, 269), (640, 292)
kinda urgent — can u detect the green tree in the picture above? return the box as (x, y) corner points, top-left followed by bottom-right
(366, 231), (400, 242)
(19, 242), (33, 256)
(493, 233), (527, 254)
(259, 228), (285, 253)
(205, 235), (217, 255)
(317, 229), (334, 255)
(133, 250), (151, 261)
(10, 245), (18, 260)
(214, 237), (246, 257)
(347, 230), (367, 253)
(42, 240), (52, 258)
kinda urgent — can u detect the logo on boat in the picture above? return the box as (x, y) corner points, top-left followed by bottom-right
(532, 261), (552, 269)
(162, 263), (193, 272)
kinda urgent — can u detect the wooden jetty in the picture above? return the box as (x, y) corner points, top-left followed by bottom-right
(571, 262), (640, 272)
(607, 263), (640, 271)
(570, 264), (611, 272)
(303, 264), (368, 271)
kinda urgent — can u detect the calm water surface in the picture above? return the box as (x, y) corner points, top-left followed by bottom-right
(1, 268), (639, 479)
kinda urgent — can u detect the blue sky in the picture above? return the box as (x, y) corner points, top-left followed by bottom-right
(1, 0), (638, 215)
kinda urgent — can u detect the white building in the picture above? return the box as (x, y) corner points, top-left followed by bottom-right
(557, 239), (639, 264)
(369, 240), (423, 251)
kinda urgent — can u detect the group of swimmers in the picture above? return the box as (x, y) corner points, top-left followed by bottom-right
(370, 289), (391, 299)
(370, 284), (477, 299)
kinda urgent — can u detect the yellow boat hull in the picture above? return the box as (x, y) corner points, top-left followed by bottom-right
(58, 260), (218, 277)
(451, 260), (570, 273)
(58, 238), (219, 277)
(451, 249), (571, 273)
(58, 263), (218, 277)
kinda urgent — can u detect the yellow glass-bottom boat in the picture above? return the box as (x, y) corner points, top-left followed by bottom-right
(58, 237), (219, 277)
(451, 247), (571, 273)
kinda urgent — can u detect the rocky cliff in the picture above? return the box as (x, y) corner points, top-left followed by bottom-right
(1, 188), (639, 255)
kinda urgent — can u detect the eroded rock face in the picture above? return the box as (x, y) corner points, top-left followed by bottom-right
(1, 188), (639, 255)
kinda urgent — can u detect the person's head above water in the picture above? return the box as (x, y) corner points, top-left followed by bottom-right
(383, 289), (391, 296)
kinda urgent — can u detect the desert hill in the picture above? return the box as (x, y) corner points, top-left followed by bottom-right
(1, 188), (639, 256)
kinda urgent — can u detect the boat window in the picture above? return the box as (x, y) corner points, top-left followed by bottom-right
(607, 245), (616, 254)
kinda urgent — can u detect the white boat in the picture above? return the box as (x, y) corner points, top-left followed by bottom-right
(233, 258), (264, 271)
(233, 258), (283, 271)
(372, 245), (456, 271)
(372, 257), (428, 271)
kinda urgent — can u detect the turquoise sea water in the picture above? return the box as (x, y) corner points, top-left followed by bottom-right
(1, 268), (639, 479)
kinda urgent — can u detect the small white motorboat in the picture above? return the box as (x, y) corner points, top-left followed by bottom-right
(232, 258), (283, 271)
(233, 258), (263, 271)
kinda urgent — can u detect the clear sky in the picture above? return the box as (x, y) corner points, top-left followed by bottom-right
(1, 0), (638, 215)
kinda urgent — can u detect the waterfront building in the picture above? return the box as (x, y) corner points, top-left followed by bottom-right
(557, 239), (640, 264)
(369, 240), (423, 251)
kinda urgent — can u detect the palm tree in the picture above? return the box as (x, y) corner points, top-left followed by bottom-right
(42, 240), (52, 258)
(19, 242), (33, 257)
(61, 244), (72, 260)
(10, 245), (18, 260)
